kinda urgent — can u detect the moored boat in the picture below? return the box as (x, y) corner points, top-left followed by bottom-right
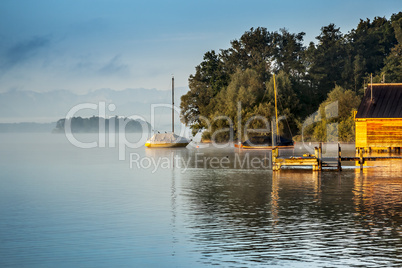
(145, 76), (190, 148)
(234, 135), (294, 149)
(145, 132), (189, 148)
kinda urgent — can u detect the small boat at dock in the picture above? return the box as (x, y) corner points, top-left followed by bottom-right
(235, 135), (294, 149)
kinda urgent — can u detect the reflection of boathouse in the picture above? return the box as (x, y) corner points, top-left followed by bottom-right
(355, 83), (402, 152)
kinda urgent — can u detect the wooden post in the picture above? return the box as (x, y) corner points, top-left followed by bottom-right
(314, 146), (319, 171)
(272, 147), (278, 171)
(273, 147), (278, 160)
(319, 142), (322, 171)
(359, 147), (364, 171)
(271, 121), (275, 147)
(338, 142), (342, 171)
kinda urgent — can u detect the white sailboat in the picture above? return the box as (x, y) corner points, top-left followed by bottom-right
(145, 76), (190, 148)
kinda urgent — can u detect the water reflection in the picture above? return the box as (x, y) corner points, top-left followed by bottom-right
(1, 134), (401, 267)
(135, 145), (402, 266)
(354, 164), (402, 244)
(171, 167), (178, 256)
(180, 164), (402, 267)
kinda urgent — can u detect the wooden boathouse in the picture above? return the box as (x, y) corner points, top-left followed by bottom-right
(272, 83), (402, 171)
(355, 83), (402, 152)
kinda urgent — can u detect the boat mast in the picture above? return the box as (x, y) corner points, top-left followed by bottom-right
(273, 74), (279, 143)
(172, 76), (174, 133)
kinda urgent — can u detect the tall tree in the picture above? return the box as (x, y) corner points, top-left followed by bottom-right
(265, 71), (299, 138)
(347, 16), (397, 87)
(380, 12), (402, 82)
(380, 44), (402, 82)
(180, 50), (229, 134)
(210, 68), (267, 141)
(308, 86), (360, 142)
(220, 27), (274, 82)
(273, 29), (306, 78)
(306, 24), (346, 101)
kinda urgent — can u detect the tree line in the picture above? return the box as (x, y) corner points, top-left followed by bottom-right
(180, 12), (402, 142)
(53, 116), (151, 133)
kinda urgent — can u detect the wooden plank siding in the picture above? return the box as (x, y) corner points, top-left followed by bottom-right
(355, 121), (367, 148)
(355, 84), (402, 150)
(355, 119), (402, 148)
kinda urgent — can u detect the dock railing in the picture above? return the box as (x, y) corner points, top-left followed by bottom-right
(272, 143), (402, 171)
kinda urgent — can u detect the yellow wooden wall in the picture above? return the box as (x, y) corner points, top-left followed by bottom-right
(355, 121), (367, 148)
(355, 119), (402, 148)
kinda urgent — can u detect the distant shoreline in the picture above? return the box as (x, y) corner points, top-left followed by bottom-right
(0, 122), (56, 133)
(53, 116), (151, 133)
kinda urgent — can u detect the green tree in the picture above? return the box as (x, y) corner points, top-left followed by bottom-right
(273, 29), (306, 78)
(347, 16), (398, 89)
(306, 24), (347, 101)
(265, 71), (299, 138)
(380, 44), (402, 82)
(180, 13), (401, 142)
(210, 68), (266, 141)
(310, 86), (360, 142)
(379, 12), (402, 82)
(180, 50), (229, 135)
(220, 27), (274, 81)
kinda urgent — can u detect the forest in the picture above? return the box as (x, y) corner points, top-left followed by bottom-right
(53, 116), (151, 133)
(180, 12), (402, 142)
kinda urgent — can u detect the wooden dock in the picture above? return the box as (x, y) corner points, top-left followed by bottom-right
(272, 143), (402, 171)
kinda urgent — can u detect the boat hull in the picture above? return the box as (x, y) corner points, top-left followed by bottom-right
(234, 144), (294, 150)
(234, 134), (294, 150)
(145, 142), (189, 148)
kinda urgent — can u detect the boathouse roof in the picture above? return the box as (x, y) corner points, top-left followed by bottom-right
(355, 83), (402, 119)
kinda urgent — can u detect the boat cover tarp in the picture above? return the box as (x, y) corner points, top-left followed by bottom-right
(147, 133), (189, 144)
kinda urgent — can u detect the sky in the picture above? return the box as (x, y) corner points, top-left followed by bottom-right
(0, 0), (401, 94)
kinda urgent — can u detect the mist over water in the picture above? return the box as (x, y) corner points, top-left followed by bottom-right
(0, 133), (401, 267)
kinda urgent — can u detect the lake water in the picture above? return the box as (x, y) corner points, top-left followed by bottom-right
(0, 133), (401, 267)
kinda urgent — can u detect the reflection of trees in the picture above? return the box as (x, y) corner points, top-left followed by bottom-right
(351, 168), (402, 265)
(180, 167), (402, 266)
(354, 167), (402, 234)
(180, 170), (324, 265)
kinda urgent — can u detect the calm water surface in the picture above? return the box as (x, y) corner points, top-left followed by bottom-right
(0, 133), (401, 267)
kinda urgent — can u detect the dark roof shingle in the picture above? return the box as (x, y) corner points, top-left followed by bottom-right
(355, 84), (402, 118)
